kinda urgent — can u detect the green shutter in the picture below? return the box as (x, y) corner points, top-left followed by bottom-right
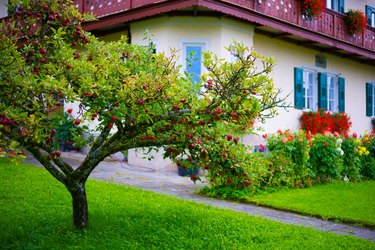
(294, 67), (304, 109)
(339, 0), (345, 13)
(366, 6), (373, 26)
(318, 73), (327, 110)
(366, 83), (373, 117)
(338, 77), (345, 112)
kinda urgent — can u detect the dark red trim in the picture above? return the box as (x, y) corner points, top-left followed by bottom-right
(83, 0), (198, 31)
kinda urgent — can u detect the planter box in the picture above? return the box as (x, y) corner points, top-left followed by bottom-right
(177, 166), (199, 176)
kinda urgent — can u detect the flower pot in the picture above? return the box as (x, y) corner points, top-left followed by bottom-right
(177, 166), (199, 176)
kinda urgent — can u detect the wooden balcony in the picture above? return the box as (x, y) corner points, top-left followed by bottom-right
(75, 0), (375, 62)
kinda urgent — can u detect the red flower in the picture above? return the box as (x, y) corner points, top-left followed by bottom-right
(346, 9), (367, 35)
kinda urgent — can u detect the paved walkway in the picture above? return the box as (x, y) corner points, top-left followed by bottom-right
(25, 152), (375, 242)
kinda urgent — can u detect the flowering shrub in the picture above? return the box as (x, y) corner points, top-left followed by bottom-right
(202, 129), (374, 200)
(346, 9), (368, 35)
(302, 0), (326, 19)
(339, 137), (362, 180)
(300, 109), (352, 135)
(308, 133), (343, 181)
(359, 133), (375, 179)
(266, 130), (311, 187)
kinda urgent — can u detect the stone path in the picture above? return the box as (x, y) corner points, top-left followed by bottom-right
(25, 152), (375, 242)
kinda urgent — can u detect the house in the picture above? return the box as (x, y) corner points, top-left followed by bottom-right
(1, 0), (375, 168)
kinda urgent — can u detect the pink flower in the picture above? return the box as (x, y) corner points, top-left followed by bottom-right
(282, 137), (288, 144)
(306, 132), (311, 140)
(259, 144), (265, 151)
(344, 132), (349, 139)
(324, 130), (330, 136)
(333, 132), (339, 137)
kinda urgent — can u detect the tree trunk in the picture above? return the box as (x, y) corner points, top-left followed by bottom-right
(69, 182), (89, 229)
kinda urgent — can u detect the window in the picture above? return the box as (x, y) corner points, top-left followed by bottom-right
(326, 0), (344, 13)
(303, 70), (317, 110)
(295, 68), (345, 112)
(184, 43), (204, 84)
(327, 74), (339, 112)
(366, 5), (375, 28)
(366, 82), (375, 117)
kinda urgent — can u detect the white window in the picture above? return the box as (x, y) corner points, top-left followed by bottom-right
(327, 74), (339, 112)
(303, 70), (318, 111)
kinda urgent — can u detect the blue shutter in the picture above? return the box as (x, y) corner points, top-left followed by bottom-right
(318, 73), (327, 110)
(338, 0), (344, 13)
(294, 67), (304, 109)
(366, 6), (373, 26)
(186, 46), (202, 84)
(366, 83), (373, 117)
(338, 77), (345, 112)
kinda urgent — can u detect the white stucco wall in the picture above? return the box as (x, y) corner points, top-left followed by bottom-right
(0, 0), (8, 19)
(130, 16), (254, 63)
(346, 0), (374, 11)
(253, 33), (375, 136)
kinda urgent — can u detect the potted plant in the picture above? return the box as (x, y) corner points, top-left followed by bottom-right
(52, 112), (84, 152)
(176, 158), (200, 177)
(345, 9), (368, 35)
(302, 0), (326, 19)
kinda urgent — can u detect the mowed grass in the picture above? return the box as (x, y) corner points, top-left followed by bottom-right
(0, 159), (374, 249)
(246, 181), (375, 228)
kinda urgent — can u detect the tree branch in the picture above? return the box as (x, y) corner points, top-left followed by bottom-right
(26, 146), (68, 185)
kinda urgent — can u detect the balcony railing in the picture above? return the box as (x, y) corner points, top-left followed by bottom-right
(74, 0), (375, 52)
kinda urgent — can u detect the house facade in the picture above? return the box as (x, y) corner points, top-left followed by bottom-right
(1, 0), (375, 167)
(75, 0), (375, 135)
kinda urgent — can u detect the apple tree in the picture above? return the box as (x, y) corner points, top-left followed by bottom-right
(0, 0), (287, 229)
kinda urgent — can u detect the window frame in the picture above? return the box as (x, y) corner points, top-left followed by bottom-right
(327, 74), (339, 112)
(182, 41), (206, 85)
(302, 68), (318, 111)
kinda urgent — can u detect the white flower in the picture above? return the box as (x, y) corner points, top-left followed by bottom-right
(337, 138), (342, 144)
(343, 176), (349, 182)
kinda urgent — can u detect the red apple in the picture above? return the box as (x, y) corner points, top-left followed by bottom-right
(142, 84), (147, 90)
(215, 109), (222, 114)
(226, 178), (231, 184)
(138, 99), (144, 105)
(48, 15), (55, 21)
(40, 48), (46, 54)
(111, 116), (117, 122)
(74, 119), (80, 125)
(233, 137), (239, 144)
(227, 134), (233, 141)
(173, 104), (179, 111)
(42, 5), (49, 11)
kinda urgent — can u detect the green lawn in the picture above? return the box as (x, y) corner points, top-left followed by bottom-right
(0, 159), (374, 249)
(246, 181), (375, 228)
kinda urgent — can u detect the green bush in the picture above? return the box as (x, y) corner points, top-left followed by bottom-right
(341, 137), (362, 180)
(308, 134), (343, 181)
(360, 134), (375, 180)
(266, 130), (310, 186)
